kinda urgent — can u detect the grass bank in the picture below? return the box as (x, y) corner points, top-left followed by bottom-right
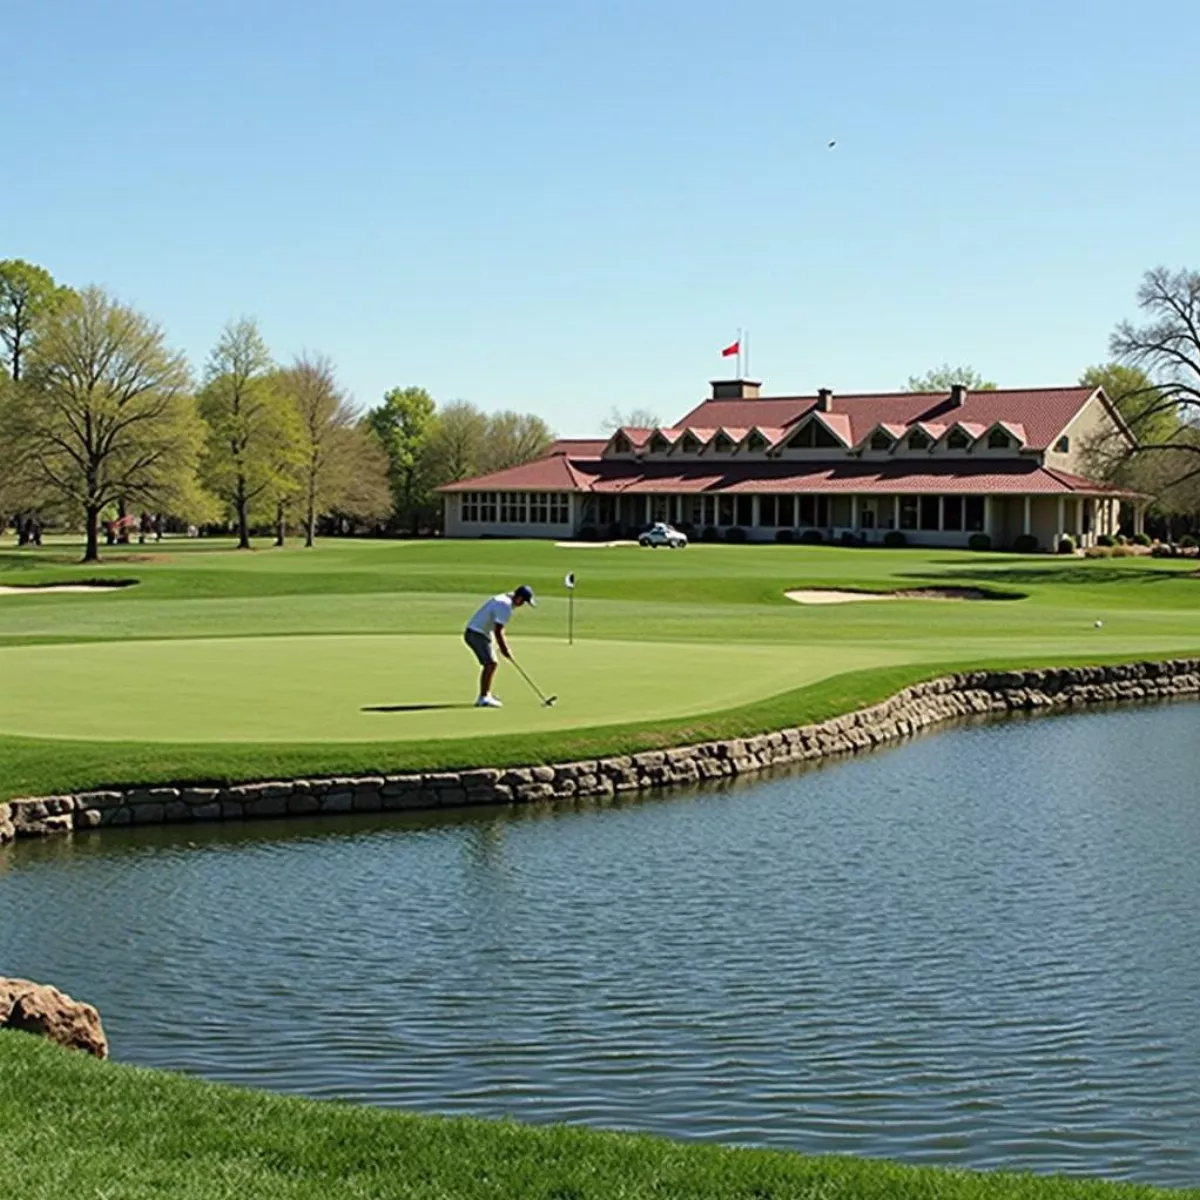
(2, 1033), (1192, 1200)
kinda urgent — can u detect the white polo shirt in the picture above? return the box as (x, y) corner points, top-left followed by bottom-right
(467, 593), (514, 638)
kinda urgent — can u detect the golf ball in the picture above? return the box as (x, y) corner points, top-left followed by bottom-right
(1094, 620), (1103, 628)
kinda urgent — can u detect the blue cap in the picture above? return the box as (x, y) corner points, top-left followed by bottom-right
(514, 585), (536, 606)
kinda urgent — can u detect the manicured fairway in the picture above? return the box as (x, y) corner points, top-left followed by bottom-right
(0, 536), (1196, 797)
(0, 635), (912, 741)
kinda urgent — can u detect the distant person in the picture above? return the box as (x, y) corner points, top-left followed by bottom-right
(463, 585), (536, 708)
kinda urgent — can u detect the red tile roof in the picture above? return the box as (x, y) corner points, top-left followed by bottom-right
(441, 456), (1134, 497)
(674, 387), (1095, 451)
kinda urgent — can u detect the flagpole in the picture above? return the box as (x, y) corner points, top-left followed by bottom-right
(737, 327), (743, 379)
(745, 329), (751, 379)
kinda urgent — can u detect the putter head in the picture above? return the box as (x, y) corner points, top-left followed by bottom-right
(544, 696), (558, 707)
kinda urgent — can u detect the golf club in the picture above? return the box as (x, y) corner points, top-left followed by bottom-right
(511, 657), (557, 706)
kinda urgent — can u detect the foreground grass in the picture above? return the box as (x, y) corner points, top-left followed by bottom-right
(2, 1034), (1192, 1200)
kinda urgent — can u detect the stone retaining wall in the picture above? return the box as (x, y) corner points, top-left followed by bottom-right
(1, 660), (1196, 844)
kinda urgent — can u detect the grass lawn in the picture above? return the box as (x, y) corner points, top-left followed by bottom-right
(0, 536), (1197, 800)
(3, 1032), (1194, 1200)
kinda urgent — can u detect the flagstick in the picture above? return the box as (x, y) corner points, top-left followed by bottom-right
(569, 589), (574, 646)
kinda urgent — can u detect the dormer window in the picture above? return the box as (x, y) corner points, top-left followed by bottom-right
(680, 432), (702, 453)
(869, 431), (893, 451)
(649, 431), (671, 453)
(713, 432), (735, 453)
(1055, 435), (1070, 453)
(612, 432), (631, 453)
(787, 421), (841, 450)
(744, 431), (769, 453)
(947, 428), (971, 450)
(987, 429), (1011, 450)
(906, 429), (931, 451)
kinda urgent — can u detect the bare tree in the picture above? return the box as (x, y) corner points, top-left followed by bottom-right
(2, 287), (199, 562)
(601, 406), (660, 432)
(277, 354), (389, 546)
(1109, 267), (1200, 488)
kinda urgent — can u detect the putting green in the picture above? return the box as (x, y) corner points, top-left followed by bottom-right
(0, 635), (916, 743)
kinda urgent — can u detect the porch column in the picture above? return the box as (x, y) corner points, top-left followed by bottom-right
(1135, 503), (1146, 537)
(644, 496), (650, 526)
(937, 496), (944, 531)
(893, 495), (900, 530)
(1057, 496), (1065, 542)
(752, 495), (761, 528)
(851, 494), (859, 529)
(1023, 495), (1032, 536)
(983, 495), (994, 538)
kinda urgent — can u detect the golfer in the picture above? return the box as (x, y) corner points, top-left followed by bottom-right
(464, 585), (536, 707)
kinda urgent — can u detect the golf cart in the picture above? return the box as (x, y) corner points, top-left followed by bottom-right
(639, 521), (688, 549)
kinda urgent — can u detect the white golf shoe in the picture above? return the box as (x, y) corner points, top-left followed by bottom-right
(475, 695), (503, 708)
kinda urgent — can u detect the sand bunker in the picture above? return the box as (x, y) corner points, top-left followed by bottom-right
(0, 584), (130, 596)
(786, 587), (995, 605)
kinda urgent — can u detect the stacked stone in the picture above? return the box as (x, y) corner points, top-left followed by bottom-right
(0, 659), (1195, 843)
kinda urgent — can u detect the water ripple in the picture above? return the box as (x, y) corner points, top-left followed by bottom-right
(2, 702), (1200, 1186)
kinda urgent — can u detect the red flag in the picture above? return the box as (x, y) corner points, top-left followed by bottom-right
(721, 340), (740, 358)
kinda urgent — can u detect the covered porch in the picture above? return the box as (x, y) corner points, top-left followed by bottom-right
(579, 490), (1136, 550)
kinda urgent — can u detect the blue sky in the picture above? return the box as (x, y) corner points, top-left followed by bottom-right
(8, 0), (1198, 433)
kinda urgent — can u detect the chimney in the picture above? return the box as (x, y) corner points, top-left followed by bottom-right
(816, 388), (833, 411)
(711, 379), (761, 400)
(949, 384), (968, 408)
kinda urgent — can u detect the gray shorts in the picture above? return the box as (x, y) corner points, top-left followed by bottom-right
(464, 627), (496, 666)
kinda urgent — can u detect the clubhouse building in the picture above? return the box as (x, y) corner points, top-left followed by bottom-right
(438, 379), (1142, 549)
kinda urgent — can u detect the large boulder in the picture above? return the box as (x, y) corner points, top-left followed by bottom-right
(0, 803), (14, 844)
(0, 977), (108, 1059)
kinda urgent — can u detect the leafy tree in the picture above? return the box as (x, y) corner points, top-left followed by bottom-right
(904, 364), (996, 393)
(602, 406), (660, 432)
(198, 319), (300, 549)
(1079, 363), (1177, 446)
(365, 386), (437, 535)
(423, 400), (489, 487)
(277, 355), (390, 546)
(0, 260), (68, 382)
(1, 286), (199, 562)
(1108, 267), (1200, 490)
(480, 411), (554, 474)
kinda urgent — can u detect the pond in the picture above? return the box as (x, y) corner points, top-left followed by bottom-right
(2, 702), (1199, 1187)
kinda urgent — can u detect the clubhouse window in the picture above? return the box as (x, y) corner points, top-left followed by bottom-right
(943, 496), (964, 531)
(919, 495), (939, 530)
(718, 495), (735, 526)
(965, 496), (985, 531)
(736, 496), (753, 527)
(462, 491), (568, 524)
(759, 496), (778, 526)
(899, 496), (918, 530)
(777, 495), (795, 526)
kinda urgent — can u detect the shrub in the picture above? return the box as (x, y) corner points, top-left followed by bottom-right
(1180, 534), (1197, 549)
(676, 522), (696, 538)
(882, 530), (907, 548)
(840, 530), (863, 547)
(724, 526), (747, 543)
(1084, 545), (1112, 558)
(1096, 533), (1115, 547)
(577, 526), (599, 542)
(1116, 534), (1128, 546)
(967, 533), (992, 551)
(1150, 543), (1174, 558)
(701, 525), (720, 543)
(798, 529), (824, 545)
(774, 528), (795, 544)
(1132, 532), (1152, 546)
(1111, 544), (1134, 557)
(1057, 534), (1076, 555)
(1013, 533), (1039, 554)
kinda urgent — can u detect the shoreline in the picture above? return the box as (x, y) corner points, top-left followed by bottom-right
(3, 658), (1196, 844)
